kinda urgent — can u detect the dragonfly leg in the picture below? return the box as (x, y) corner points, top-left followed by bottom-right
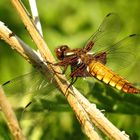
(19, 101), (32, 121)
(46, 61), (68, 75)
(45, 60), (69, 75)
(62, 65), (68, 74)
(65, 77), (78, 96)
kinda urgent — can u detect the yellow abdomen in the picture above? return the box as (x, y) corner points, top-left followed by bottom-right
(88, 61), (139, 93)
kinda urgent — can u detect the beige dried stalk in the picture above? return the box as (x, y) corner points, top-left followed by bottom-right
(0, 86), (26, 140)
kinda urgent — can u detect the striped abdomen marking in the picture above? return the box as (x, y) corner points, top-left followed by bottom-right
(88, 61), (139, 94)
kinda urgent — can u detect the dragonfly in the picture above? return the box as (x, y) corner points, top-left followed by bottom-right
(54, 13), (140, 94)
(2, 13), (140, 113)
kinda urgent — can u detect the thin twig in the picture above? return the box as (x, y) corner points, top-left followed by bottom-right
(0, 21), (50, 74)
(0, 86), (26, 140)
(28, 0), (43, 36)
(72, 88), (130, 140)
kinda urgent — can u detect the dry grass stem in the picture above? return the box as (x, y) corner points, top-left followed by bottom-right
(0, 86), (26, 140)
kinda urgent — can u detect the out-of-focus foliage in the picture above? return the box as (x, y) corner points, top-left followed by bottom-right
(0, 0), (140, 140)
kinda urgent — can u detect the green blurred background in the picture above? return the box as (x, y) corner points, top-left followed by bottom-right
(0, 0), (140, 140)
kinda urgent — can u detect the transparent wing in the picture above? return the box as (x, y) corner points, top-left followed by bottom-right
(105, 34), (140, 85)
(2, 71), (69, 115)
(84, 13), (121, 52)
(2, 71), (53, 96)
(93, 34), (140, 89)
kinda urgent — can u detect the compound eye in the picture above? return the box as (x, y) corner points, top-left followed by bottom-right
(55, 45), (69, 60)
(56, 48), (63, 60)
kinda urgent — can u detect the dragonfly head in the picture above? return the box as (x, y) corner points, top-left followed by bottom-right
(55, 45), (69, 60)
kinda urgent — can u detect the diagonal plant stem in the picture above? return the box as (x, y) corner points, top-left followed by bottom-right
(28, 0), (43, 36)
(0, 86), (26, 140)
